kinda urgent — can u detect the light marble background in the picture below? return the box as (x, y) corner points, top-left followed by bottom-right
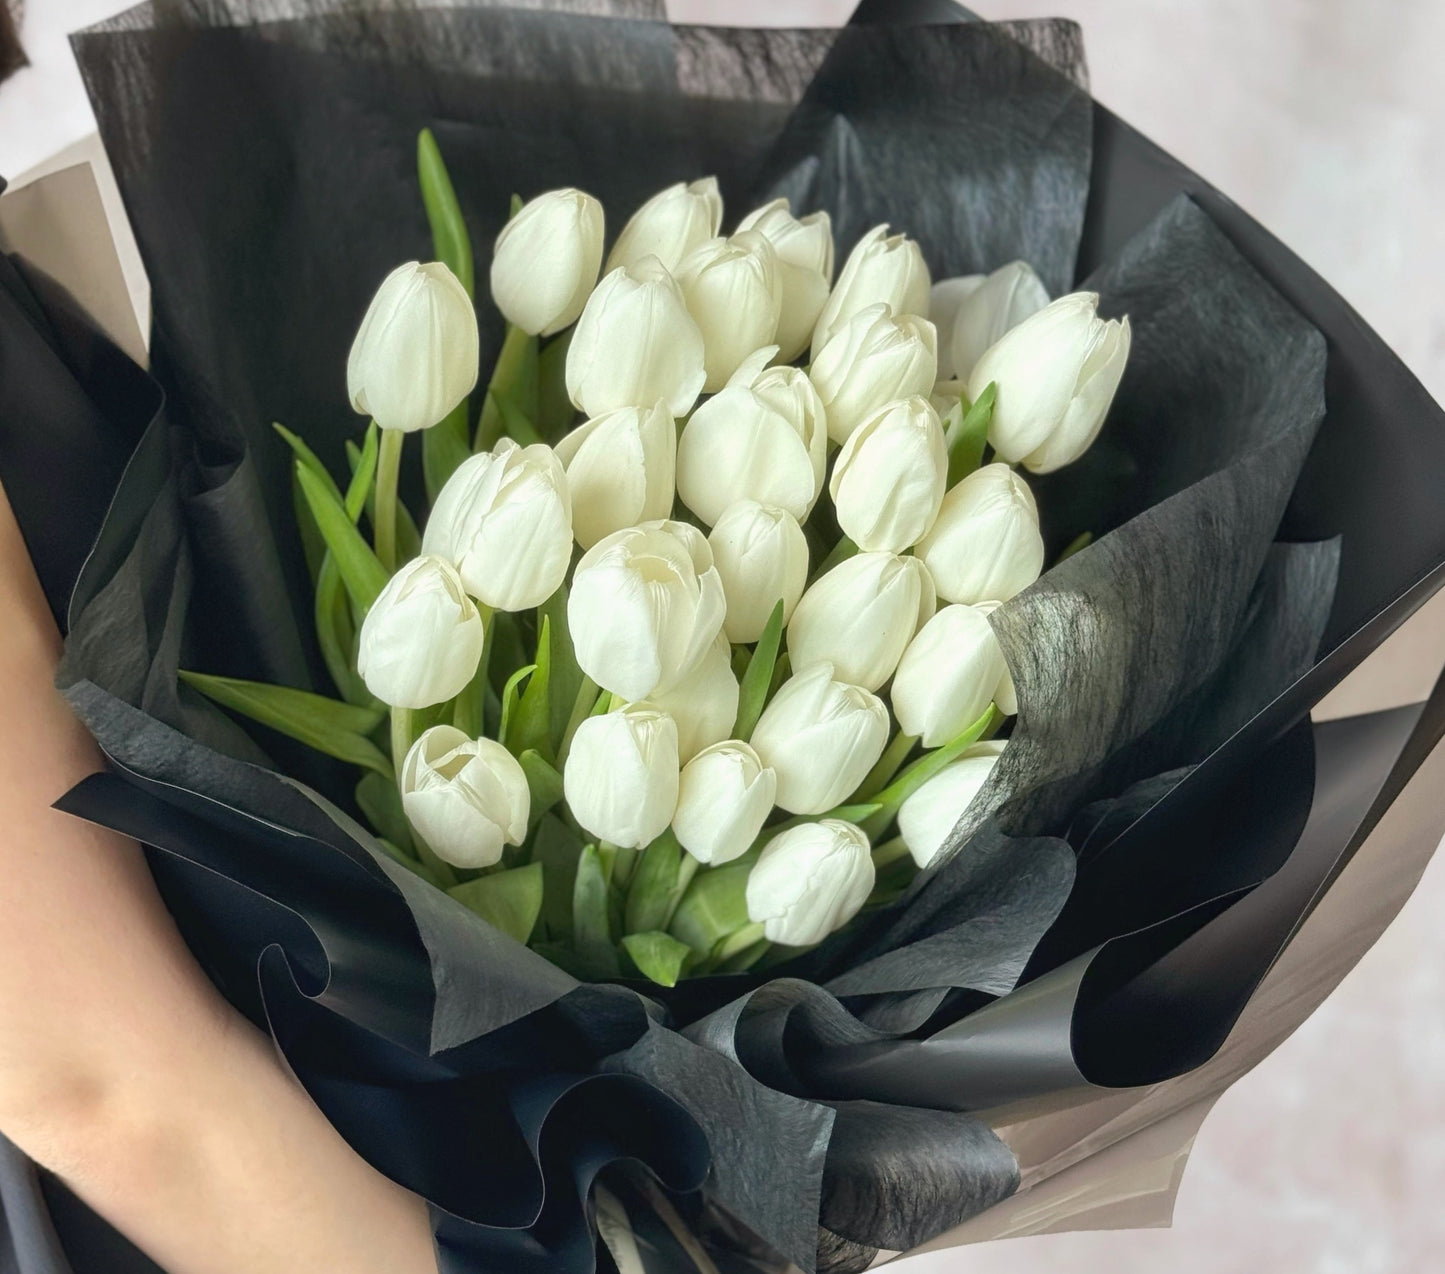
(4, 2), (1445, 1270)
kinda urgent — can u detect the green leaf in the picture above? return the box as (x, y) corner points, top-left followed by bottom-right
(538, 587), (584, 753)
(573, 844), (620, 975)
(498, 662), (538, 747)
(668, 860), (753, 955)
(179, 670), (392, 776)
(351, 446), (423, 563)
(946, 381), (995, 487)
(518, 749), (564, 829)
(416, 127), (474, 298)
(733, 599), (785, 741)
(533, 814), (583, 941)
(344, 423), (379, 522)
(293, 467), (327, 588)
(449, 862), (543, 945)
(622, 931), (693, 988)
(274, 423), (343, 502)
(313, 556), (369, 705)
(625, 831), (684, 936)
(294, 463), (389, 614)
(537, 330), (577, 440)
(355, 771), (415, 856)
(507, 616), (553, 759)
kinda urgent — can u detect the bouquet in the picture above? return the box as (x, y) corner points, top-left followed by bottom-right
(5, 1), (1445, 1271)
(174, 130), (1129, 986)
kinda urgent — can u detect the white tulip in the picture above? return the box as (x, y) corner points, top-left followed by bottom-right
(787, 553), (935, 693)
(971, 291), (1132, 474)
(347, 261), (479, 433)
(554, 401), (675, 549)
(357, 555), (485, 708)
(974, 599), (1018, 715)
(811, 224), (930, 358)
(933, 261), (1049, 381)
(915, 462), (1044, 604)
(606, 177), (723, 274)
(736, 199), (834, 362)
(750, 662), (890, 815)
(422, 440), (572, 612)
(707, 501), (810, 642)
(809, 304), (938, 445)
(891, 605), (1008, 747)
(829, 396), (947, 552)
(746, 819), (875, 946)
(646, 634), (739, 762)
(568, 520), (727, 702)
(400, 726), (529, 869)
(676, 362), (827, 526)
(566, 257), (706, 418)
(490, 188), (605, 336)
(676, 231), (782, 392)
(897, 742), (1007, 868)
(564, 704), (680, 849)
(672, 740), (776, 866)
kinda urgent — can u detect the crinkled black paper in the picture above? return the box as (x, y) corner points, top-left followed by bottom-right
(1, 1), (1444, 1272)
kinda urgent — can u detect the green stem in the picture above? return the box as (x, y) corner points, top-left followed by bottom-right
(374, 426), (404, 573)
(610, 842), (639, 891)
(557, 674), (599, 767)
(854, 731), (918, 802)
(475, 323), (538, 452)
(870, 835), (912, 871)
(390, 707), (414, 782)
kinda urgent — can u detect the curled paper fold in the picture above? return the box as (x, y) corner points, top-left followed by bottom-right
(0, 2), (1443, 1272)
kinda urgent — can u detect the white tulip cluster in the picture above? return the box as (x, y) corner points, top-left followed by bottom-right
(228, 144), (1130, 986)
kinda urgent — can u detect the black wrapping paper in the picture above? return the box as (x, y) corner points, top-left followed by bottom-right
(0, 1), (1442, 1272)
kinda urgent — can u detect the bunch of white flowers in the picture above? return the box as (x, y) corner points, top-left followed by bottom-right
(189, 132), (1130, 987)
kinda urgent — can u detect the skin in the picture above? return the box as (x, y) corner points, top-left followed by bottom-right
(0, 484), (438, 1274)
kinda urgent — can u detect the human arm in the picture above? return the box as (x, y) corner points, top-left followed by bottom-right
(0, 482), (439, 1274)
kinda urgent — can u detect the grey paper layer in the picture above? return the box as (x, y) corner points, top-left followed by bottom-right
(20, 3), (1401, 1272)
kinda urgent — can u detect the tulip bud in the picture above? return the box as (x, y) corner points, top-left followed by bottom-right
(707, 501), (810, 643)
(564, 704), (680, 849)
(672, 740), (776, 866)
(422, 440), (572, 612)
(646, 634), (739, 762)
(970, 291), (1131, 474)
(897, 742), (1007, 868)
(932, 261), (1049, 381)
(811, 224), (931, 357)
(400, 726), (529, 869)
(750, 662), (890, 815)
(676, 231), (782, 392)
(788, 553), (935, 693)
(566, 257), (706, 418)
(489, 188), (605, 337)
(829, 396), (947, 553)
(974, 600), (1018, 715)
(606, 177), (723, 275)
(915, 462), (1044, 604)
(554, 400), (675, 549)
(347, 261), (479, 433)
(891, 605), (1008, 747)
(809, 304), (938, 445)
(746, 819), (875, 946)
(357, 555), (485, 708)
(568, 520), (727, 702)
(676, 362), (827, 526)
(736, 199), (834, 363)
